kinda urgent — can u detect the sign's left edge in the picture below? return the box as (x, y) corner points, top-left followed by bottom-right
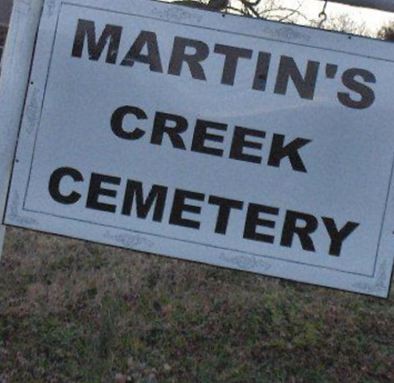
(0, 0), (45, 258)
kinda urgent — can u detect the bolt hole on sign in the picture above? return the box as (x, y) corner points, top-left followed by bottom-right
(4, 0), (394, 297)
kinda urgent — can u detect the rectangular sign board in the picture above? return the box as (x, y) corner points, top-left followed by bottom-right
(5, 0), (394, 296)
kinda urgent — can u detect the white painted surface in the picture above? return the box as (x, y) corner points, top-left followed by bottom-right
(4, 0), (394, 296)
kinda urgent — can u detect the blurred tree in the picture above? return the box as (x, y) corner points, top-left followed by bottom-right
(314, 13), (370, 36)
(170, 0), (378, 37)
(0, 25), (8, 64)
(170, 0), (307, 23)
(378, 24), (394, 41)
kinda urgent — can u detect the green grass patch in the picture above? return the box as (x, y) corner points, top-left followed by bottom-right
(0, 229), (393, 382)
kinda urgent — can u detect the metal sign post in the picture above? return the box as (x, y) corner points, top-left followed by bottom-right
(0, 0), (45, 258)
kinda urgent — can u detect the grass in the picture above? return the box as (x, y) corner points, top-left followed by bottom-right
(0, 228), (393, 382)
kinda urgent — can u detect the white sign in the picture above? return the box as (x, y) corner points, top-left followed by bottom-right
(5, 0), (394, 297)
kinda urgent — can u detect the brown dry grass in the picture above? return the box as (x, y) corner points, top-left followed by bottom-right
(0, 227), (393, 382)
